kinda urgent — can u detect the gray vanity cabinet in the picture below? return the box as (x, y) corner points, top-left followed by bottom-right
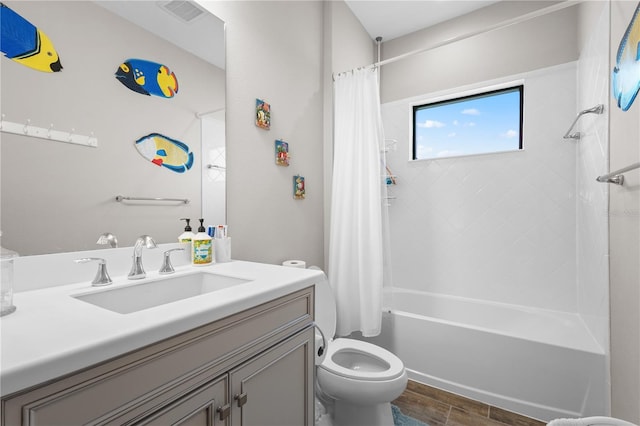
(1, 287), (315, 426)
(229, 327), (314, 426)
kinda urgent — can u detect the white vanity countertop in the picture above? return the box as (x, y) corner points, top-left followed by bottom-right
(0, 260), (324, 397)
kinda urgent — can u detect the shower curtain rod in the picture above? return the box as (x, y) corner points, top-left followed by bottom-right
(337, 0), (579, 75)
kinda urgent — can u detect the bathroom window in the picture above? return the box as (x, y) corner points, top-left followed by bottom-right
(412, 85), (523, 160)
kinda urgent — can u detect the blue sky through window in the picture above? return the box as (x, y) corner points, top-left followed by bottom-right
(413, 86), (523, 159)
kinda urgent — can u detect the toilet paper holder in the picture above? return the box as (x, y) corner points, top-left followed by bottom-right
(283, 260), (306, 268)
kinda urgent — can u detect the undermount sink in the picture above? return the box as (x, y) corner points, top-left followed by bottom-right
(72, 272), (251, 314)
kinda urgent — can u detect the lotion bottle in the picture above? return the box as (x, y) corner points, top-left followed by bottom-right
(178, 218), (195, 243)
(192, 219), (213, 266)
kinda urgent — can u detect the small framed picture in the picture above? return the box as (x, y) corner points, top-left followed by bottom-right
(293, 175), (305, 199)
(255, 98), (271, 130)
(275, 140), (289, 166)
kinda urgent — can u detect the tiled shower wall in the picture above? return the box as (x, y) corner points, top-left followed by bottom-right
(382, 63), (580, 312)
(576, 1), (610, 354)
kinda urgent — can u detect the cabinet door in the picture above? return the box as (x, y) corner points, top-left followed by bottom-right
(229, 327), (314, 426)
(133, 374), (229, 426)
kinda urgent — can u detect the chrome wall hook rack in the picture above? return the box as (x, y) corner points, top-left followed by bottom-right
(0, 114), (98, 147)
(563, 104), (604, 140)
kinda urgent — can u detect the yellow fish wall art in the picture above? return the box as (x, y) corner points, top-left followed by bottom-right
(0, 3), (63, 72)
(135, 133), (194, 173)
(613, 2), (640, 111)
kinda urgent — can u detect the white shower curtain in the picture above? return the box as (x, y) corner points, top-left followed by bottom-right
(329, 67), (389, 337)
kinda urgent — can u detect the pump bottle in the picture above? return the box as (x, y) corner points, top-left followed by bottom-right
(192, 219), (213, 266)
(178, 218), (195, 243)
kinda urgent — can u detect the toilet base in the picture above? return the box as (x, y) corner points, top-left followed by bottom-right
(315, 396), (334, 426)
(334, 401), (394, 426)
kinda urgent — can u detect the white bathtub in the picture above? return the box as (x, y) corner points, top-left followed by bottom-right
(363, 288), (607, 422)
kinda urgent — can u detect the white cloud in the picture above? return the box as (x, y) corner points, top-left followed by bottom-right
(447, 132), (457, 138)
(502, 129), (518, 138)
(417, 119), (445, 128)
(452, 120), (459, 126)
(462, 108), (480, 116)
(464, 122), (476, 127)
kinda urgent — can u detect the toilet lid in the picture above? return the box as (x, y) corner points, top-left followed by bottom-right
(319, 338), (405, 381)
(313, 269), (336, 342)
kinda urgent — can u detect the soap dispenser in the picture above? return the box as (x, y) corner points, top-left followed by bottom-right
(179, 218), (195, 243)
(192, 219), (213, 266)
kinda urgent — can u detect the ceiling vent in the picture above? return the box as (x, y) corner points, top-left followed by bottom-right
(159, 1), (206, 23)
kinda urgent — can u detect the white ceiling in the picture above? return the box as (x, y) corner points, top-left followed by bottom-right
(345, 0), (500, 41)
(93, 1), (225, 70)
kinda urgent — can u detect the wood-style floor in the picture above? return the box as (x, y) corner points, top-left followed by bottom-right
(393, 380), (547, 426)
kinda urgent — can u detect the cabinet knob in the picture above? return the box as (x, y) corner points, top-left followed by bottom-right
(217, 403), (231, 420)
(234, 392), (248, 407)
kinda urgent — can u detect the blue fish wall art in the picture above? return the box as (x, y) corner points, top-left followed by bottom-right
(612, 2), (640, 111)
(135, 133), (193, 173)
(116, 59), (179, 98)
(0, 2), (62, 72)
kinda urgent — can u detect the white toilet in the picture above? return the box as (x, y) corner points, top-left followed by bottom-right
(313, 272), (408, 426)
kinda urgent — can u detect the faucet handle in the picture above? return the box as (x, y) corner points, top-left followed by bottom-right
(159, 248), (185, 275)
(75, 257), (113, 287)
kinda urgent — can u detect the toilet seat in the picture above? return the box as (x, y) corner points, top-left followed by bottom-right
(319, 338), (405, 381)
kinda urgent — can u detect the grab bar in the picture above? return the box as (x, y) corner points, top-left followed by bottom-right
(563, 104), (604, 140)
(596, 162), (640, 185)
(115, 195), (190, 204)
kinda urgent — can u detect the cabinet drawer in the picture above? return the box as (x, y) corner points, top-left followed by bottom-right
(2, 287), (313, 426)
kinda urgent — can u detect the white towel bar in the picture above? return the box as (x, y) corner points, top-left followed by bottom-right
(596, 162), (640, 185)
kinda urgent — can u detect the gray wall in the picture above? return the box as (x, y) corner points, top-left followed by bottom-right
(202, 1), (325, 267)
(0, 1), (224, 255)
(609, 1), (640, 422)
(379, 1), (578, 103)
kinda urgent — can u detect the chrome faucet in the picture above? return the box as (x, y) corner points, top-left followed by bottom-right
(75, 257), (113, 286)
(128, 235), (157, 280)
(96, 232), (118, 248)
